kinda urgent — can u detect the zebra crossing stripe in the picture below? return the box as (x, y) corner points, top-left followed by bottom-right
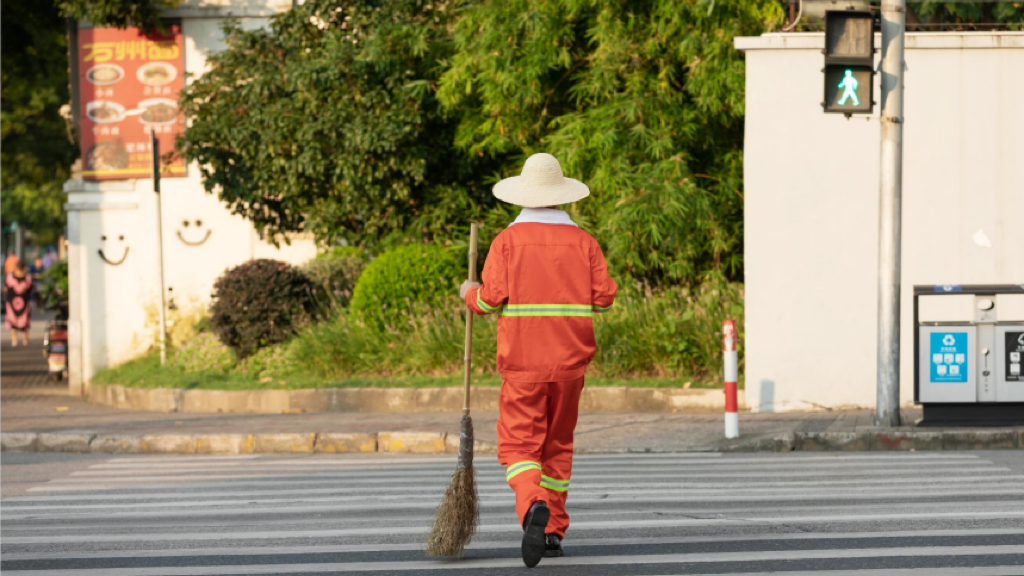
(3, 528), (1021, 561)
(2, 545), (1023, 575)
(6, 510), (1024, 543)
(88, 453), (994, 470)
(60, 462), (1011, 481)
(7, 485), (1024, 515)
(70, 457), (1003, 474)
(14, 471), (1021, 500)
(6, 492), (1024, 523)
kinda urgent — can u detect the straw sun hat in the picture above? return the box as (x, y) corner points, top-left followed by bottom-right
(493, 153), (590, 208)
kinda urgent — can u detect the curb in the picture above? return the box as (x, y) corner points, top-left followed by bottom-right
(723, 429), (1024, 452)
(0, 431), (497, 455)
(2, 429), (1020, 455)
(87, 384), (745, 415)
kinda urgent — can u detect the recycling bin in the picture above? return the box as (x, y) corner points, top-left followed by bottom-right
(914, 284), (1024, 425)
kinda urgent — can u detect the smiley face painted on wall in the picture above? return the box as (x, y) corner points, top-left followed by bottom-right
(176, 219), (211, 246)
(98, 234), (130, 265)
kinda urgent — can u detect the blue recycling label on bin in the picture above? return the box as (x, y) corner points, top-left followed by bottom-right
(930, 332), (968, 383)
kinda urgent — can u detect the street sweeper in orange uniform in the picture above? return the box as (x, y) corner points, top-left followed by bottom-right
(460, 153), (617, 568)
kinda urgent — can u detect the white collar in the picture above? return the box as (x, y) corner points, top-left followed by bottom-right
(509, 208), (578, 228)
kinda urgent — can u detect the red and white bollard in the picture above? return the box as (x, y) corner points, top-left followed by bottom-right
(723, 320), (739, 439)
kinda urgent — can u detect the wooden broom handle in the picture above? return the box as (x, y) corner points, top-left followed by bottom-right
(463, 223), (479, 416)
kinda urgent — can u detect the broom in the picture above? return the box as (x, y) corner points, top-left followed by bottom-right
(426, 223), (481, 558)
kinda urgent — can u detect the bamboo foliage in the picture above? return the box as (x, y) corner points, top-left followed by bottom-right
(439, 0), (785, 284)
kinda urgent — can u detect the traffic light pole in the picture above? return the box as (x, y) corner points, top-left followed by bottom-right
(152, 132), (168, 366)
(876, 0), (905, 427)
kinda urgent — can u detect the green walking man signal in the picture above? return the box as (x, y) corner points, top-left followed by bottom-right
(822, 11), (875, 115)
(837, 70), (859, 106)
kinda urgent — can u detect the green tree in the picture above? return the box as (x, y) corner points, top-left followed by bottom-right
(2, 0), (173, 246)
(439, 0), (784, 285)
(58, 0), (178, 31)
(909, 1), (1024, 31)
(1, 0), (77, 245)
(178, 0), (504, 249)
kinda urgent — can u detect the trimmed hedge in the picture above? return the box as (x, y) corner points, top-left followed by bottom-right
(210, 259), (315, 358)
(350, 245), (464, 328)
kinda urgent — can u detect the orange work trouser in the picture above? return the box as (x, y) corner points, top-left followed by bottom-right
(497, 377), (585, 539)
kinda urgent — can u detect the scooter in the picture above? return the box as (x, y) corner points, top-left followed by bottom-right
(43, 320), (69, 381)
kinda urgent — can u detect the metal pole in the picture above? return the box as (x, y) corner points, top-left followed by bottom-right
(876, 0), (905, 427)
(152, 132), (168, 366)
(14, 225), (24, 261)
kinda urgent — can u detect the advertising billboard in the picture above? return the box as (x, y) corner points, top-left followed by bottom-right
(78, 25), (185, 180)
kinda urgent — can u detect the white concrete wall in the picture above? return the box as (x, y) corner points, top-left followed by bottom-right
(737, 32), (1024, 412)
(66, 1), (317, 392)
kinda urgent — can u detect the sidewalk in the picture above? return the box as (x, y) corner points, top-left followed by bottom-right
(3, 388), (1022, 454)
(3, 328), (1021, 454)
(1, 310), (60, 393)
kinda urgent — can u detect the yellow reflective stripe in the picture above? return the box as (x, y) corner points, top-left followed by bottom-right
(505, 304), (592, 310)
(501, 310), (593, 317)
(541, 474), (569, 485)
(496, 303), (600, 317)
(499, 304), (593, 317)
(505, 461), (541, 482)
(540, 474), (570, 492)
(593, 303), (613, 313)
(476, 290), (500, 314)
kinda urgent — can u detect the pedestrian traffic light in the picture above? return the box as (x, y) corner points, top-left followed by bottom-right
(823, 10), (875, 115)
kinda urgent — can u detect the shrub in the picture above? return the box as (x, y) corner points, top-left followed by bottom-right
(350, 245), (464, 328)
(301, 246), (366, 312)
(38, 260), (69, 319)
(170, 331), (235, 374)
(288, 282), (743, 382)
(232, 341), (296, 380)
(210, 259), (315, 358)
(592, 282), (744, 381)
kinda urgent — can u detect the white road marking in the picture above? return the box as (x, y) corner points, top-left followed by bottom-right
(3, 545), (1023, 575)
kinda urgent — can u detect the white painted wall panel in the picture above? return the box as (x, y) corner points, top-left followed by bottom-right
(739, 32), (1024, 411)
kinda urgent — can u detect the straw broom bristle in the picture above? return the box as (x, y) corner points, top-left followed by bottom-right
(426, 415), (479, 558)
(426, 466), (479, 557)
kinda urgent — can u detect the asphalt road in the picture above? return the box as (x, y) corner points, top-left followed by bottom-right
(2, 451), (1023, 575)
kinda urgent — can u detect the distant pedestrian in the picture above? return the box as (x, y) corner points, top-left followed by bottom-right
(4, 251), (20, 275)
(29, 257), (45, 305)
(5, 262), (33, 346)
(30, 257), (44, 276)
(41, 249), (57, 271)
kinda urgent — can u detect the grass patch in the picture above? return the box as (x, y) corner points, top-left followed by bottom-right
(93, 352), (728, 391)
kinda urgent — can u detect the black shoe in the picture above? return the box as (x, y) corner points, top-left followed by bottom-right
(544, 534), (563, 558)
(521, 501), (550, 568)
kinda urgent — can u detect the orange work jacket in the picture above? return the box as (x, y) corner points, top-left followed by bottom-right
(465, 215), (618, 382)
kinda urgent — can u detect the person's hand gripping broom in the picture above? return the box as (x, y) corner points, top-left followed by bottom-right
(426, 223), (480, 558)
